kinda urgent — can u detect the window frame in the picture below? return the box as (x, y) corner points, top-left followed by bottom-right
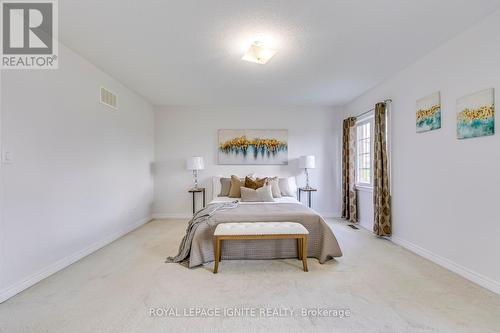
(355, 113), (374, 189)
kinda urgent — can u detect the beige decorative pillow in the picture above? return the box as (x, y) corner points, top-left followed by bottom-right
(244, 176), (267, 190)
(240, 185), (275, 202)
(218, 177), (231, 197)
(228, 175), (244, 198)
(266, 177), (282, 198)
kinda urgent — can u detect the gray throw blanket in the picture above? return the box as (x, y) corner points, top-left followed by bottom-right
(166, 201), (239, 265)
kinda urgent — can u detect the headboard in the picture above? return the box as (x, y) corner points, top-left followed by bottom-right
(212, 176), (223, 200)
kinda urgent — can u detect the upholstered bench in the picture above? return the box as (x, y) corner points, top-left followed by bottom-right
(213, 222), (309, 273)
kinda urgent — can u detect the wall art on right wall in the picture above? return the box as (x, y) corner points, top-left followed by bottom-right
(457, 88), (495, 139)
(416, 91), (441, 133)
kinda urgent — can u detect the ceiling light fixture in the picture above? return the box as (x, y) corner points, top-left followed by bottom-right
(242, 41), (277, 64)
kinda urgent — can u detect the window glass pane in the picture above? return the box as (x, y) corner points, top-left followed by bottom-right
(356, 120), (372, 184)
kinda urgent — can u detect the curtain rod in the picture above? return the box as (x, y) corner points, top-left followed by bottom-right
(354, 99), (392, 118)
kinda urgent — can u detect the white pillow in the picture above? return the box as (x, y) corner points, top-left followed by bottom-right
(240, 185), (275, 202)
(278, 177), (297, 197)
(266, 176), (282, 198)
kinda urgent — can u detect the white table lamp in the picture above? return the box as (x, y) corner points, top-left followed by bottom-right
(299, 155), (316, 189)
(187, 156), (204, 189)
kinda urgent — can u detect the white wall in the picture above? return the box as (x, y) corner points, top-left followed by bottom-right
(154, 106), (342, 217)
(343, 10), (500, 294)
(0, 43), (154, 302)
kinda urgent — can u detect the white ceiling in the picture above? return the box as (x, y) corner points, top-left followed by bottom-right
(60, 0), (500, 106)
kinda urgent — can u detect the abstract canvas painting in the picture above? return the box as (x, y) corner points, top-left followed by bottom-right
(457, 88), (495, 139)
(218, 129), (288, 165)
(416, 92), (441, 133)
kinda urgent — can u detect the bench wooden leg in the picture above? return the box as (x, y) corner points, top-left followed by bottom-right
(213, 237), (220, 274)
(302, 236), (308, 272)
(297, 238), (302, 260)
(219, 239), (222, 261)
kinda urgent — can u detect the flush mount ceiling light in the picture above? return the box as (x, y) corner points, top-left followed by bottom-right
(241, 41), (277, 64)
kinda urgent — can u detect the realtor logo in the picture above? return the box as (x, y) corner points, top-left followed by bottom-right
(1, 0), (58, 69)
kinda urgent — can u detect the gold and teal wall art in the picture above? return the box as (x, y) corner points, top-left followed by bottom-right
(218, 129), (288, 165)
(457, 88), (495, 139)
(416, 92), (441, 133)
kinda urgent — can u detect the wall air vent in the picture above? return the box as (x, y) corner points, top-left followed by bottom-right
(100, 87), (118, 109)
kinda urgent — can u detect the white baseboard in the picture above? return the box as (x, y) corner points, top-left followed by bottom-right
(391, 235), (500, 295)
(0, 215), (152, 304)
(152, 213), (191, 220)
(320, 212), (341, 219)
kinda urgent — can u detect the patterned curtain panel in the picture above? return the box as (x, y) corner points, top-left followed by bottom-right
(341, 117), (358, 222)
(373, 103), (392, 236)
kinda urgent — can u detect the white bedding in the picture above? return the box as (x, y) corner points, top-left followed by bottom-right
(209, 196), (301, 205)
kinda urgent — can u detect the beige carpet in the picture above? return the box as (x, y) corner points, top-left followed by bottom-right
(0, 219), (499, 333)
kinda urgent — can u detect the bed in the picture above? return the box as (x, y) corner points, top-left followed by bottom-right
(183, 176), (343, 268)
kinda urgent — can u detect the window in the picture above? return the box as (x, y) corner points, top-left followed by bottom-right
(356, 116), (374, 187)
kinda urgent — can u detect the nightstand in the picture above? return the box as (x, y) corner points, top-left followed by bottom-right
(298, 187), (317, 208)
(188, 188), (205, 214)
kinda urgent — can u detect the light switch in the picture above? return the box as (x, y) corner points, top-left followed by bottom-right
(2, 151), (13, 164)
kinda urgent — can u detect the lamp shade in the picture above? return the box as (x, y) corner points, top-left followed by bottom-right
(187, 156), (204, 170)
(299, 155), (315, 169)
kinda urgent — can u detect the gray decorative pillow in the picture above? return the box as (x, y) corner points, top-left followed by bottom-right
(266, 177), (282, 198)
(240, 185), (275, 202)
(218, 177), (231, 197)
